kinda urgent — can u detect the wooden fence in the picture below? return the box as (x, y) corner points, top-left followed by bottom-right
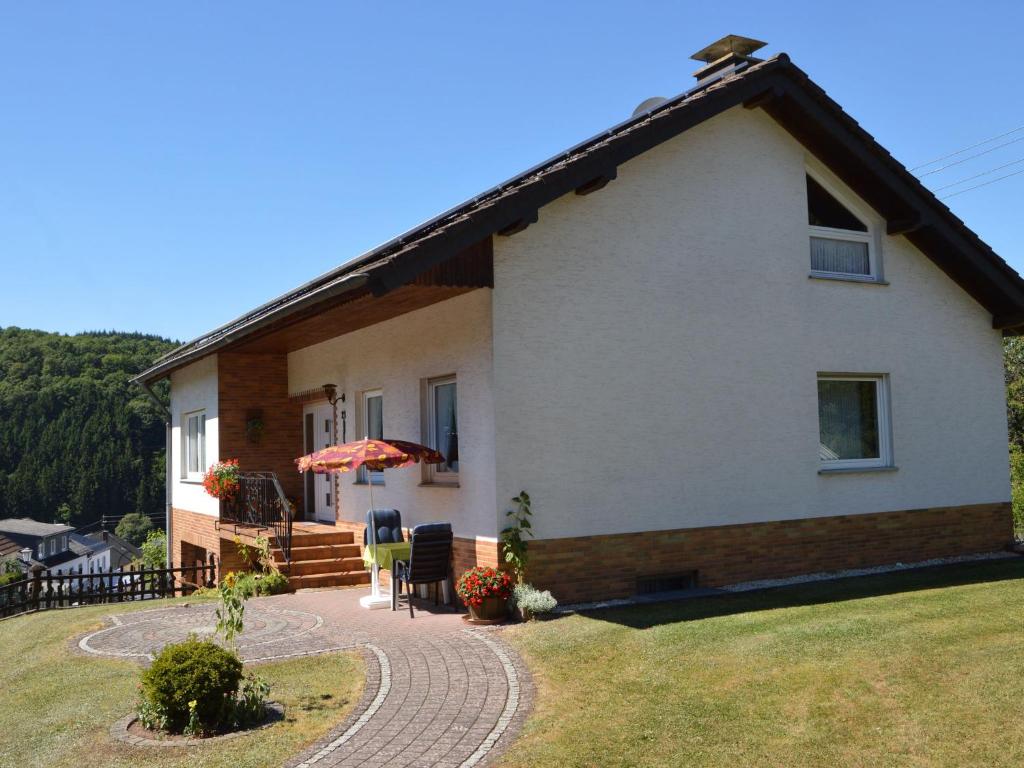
(0, 559), (218, 619)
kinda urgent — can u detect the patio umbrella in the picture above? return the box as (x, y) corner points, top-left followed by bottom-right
(296, 438), (445, 605)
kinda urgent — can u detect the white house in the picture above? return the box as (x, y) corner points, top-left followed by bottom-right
(135, 37), (1022, 602)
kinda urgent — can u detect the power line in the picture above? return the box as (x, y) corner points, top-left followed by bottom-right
(939, 167), (1024, 199)
(911, 124), (1024, 171)
(932, 155), (1024, 191)
(917, 134), (1024, 177)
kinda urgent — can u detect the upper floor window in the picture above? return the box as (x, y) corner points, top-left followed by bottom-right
(425, 376), (459, 483)
(807, 173), (878, 281)
(37, 541), (45, 559)
(817, 374), (892, 471)
(183, 410), (206, 480)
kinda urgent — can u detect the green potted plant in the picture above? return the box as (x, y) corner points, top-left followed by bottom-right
(456, 566), (513, 624)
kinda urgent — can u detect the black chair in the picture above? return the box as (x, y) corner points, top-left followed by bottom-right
(392, 523), (453, 617)
(363, 509), (403, 545)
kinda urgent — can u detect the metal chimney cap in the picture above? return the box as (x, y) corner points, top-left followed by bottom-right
(690, 35), (767, 64)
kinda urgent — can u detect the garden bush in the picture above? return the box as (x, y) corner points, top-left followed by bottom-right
(512, 583), (557, 619)
(139, 636), (243, 734)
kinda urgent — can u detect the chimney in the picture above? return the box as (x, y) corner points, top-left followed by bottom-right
(690, 35), (767, 88)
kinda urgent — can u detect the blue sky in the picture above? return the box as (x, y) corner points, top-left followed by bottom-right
(1, 1), (1022, 341)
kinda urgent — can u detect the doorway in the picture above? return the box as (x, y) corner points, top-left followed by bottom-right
(303, 403), (335, 523)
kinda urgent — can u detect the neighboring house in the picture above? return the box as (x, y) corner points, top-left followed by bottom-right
(0, 519), (121, 578)
(84, 531), (142, 570)
(0, 518), (80, 573)
(135, 36), (1023, 602)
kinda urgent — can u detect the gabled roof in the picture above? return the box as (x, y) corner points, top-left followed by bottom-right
(0, 518), (73, 539)
(137, 52), (1024, 384)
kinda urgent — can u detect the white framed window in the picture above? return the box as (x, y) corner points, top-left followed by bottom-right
(37, 541), (45, 559)
(60, 535), (67, 551)
(182, 410), (207, 480)
(48, 537), (57, 556)
(817, 374), (893, 471)
(425, 376), (459, 484)
(359, 390), (384, 485)
(807, 170), (880, 281)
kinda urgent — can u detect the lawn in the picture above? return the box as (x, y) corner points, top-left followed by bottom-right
(502, 558), (1024, 768)
(0, 597), (363, 768)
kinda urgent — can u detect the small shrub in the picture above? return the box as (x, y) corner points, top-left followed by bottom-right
(138, 529), (167, 569)
(0, 568), (24, 587)
(234, 673), (271, 728)
(512, 583), (557, 619)
(255, 569), (289, 595)
(1011, 446), (1024, 538)
(140, 637), (243, 734)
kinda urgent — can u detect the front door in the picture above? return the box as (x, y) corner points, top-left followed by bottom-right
(303, 404), (335, 523)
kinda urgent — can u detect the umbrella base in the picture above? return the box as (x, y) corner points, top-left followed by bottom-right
(359, 593), (392, 610)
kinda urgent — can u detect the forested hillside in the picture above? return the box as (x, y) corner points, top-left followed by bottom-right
(0, 327), (176, 527)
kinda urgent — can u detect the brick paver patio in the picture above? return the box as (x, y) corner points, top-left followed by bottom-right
(78, 589), (531, 767)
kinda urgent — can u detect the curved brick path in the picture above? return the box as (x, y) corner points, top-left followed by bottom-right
(78, 589), (530, 768)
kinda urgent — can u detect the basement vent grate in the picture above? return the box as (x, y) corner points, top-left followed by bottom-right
(636, 570), (698, 595)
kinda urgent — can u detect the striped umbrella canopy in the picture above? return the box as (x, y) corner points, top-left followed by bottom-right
(295, 438), (444, 474)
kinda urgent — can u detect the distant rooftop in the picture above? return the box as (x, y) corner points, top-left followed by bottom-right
(0, 518), (74, 538)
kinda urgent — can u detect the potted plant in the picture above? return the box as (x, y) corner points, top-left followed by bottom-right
(203, 459), (240, 501)
(456, 566), (513, 624)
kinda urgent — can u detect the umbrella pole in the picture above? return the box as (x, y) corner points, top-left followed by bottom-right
(360, 465), (390, 609)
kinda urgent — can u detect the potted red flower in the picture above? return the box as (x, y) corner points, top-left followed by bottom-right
(203, 459), (240, 501)
(456, 566), (513, 624)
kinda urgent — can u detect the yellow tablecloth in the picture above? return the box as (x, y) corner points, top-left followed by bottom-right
(362, 541), (410, 571)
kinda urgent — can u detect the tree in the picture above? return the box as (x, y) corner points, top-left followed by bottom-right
(0, 327), (176, 527)
(139, 529), (167, 569)
(116, 512), (154, 547)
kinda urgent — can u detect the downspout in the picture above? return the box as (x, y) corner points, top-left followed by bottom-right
(135, 378), (173, 569)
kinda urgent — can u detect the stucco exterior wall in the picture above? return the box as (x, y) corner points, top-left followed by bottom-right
(169, 354), (219, 517)
(492, 105), (1011, 540)
(287, 289), (498, 540)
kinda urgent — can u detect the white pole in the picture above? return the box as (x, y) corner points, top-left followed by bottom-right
(368, 467), (380, 599)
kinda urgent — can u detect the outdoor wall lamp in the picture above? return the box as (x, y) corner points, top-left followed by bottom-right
(322, 383), (339, 405)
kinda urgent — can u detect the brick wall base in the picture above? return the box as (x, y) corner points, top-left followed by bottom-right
(526, 502), (1014, 604)
(170, 507), (246, 577)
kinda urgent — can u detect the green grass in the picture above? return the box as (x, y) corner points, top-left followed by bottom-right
(0, 598), (363, 768)
(502, 559), (1024, 768)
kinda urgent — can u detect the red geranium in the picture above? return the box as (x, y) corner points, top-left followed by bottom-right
(203, 459), (240, 500)
(455, 566), (513, 608)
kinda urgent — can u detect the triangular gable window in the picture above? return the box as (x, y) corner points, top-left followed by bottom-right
(807, 174), (876, 279)
(807, 176), (866, 231)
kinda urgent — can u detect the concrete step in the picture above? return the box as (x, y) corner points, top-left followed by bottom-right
(286, 531), (356, 547)
(288, 571), (370, 590)
(288, 557), (366, 576)
(274, 543), (362, 563)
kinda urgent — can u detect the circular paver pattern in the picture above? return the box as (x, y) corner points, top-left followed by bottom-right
(79, 591), (530, 767)
(78, 603), (341, 662)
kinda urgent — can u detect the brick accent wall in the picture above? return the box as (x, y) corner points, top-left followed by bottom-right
(170, 507), (246, 576)
(217, 352), (304, 506)
(526, 502), (1014, 604)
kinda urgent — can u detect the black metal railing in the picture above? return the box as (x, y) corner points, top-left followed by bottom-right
(220, 471), (293, 565)
(0, 559), (217, 620)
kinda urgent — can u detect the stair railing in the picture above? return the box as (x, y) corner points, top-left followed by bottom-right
(221, 471), (293, 566)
